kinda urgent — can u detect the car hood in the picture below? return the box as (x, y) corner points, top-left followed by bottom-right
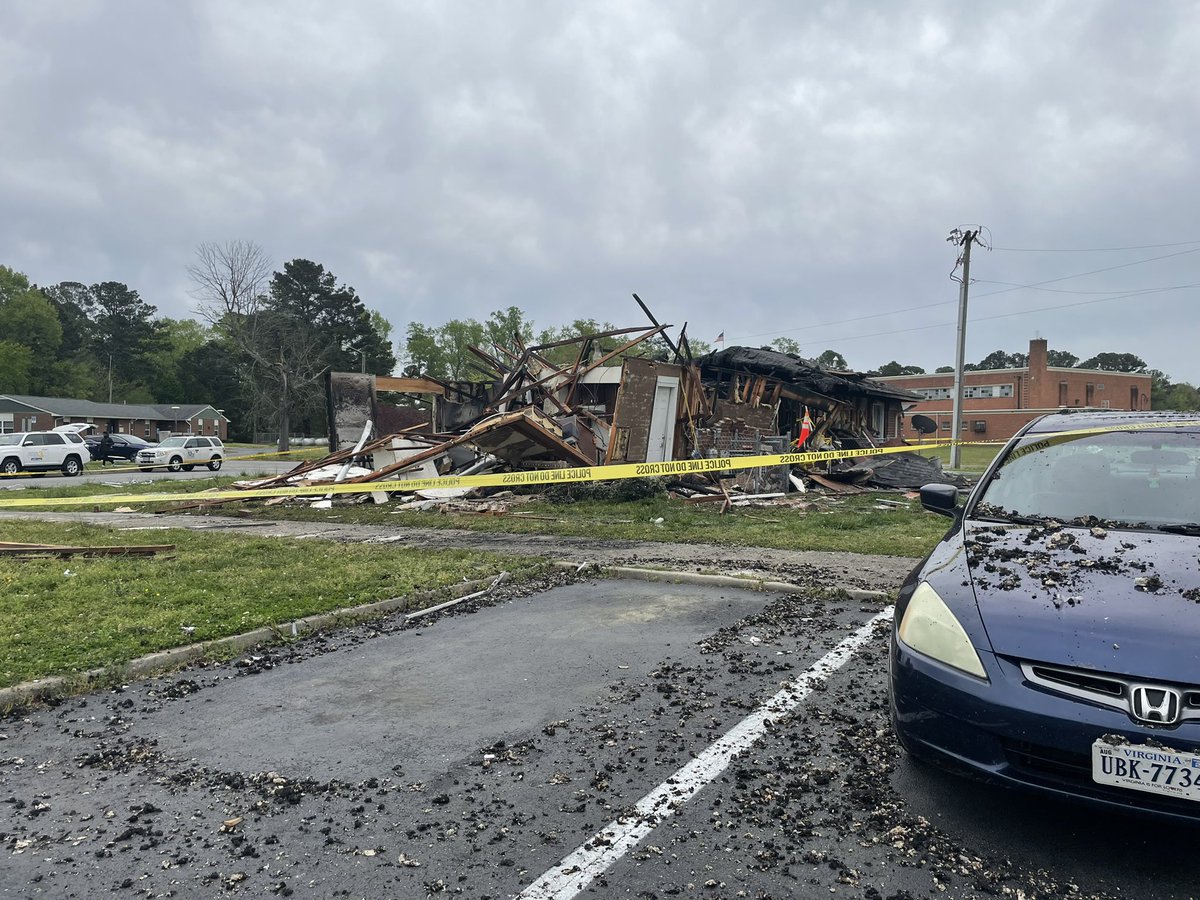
(963, 521), (1200, 682)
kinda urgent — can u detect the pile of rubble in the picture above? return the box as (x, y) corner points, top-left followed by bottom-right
(226, 298), (959, 510)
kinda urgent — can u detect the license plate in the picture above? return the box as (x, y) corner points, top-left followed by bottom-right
(1092, 738), (1200, 801)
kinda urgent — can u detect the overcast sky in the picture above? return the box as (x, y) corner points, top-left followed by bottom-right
(3, 1), (1199, 381)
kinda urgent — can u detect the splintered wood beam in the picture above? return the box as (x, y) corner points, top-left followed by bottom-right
(678, 322), (694, 365)
(493, 343), (522, 364)
(0, 542), (176, 558)
(487, 363), (573, 412)
(564, 336), (592, 408)
(632, 293), (681, 363)
(375, 376), (447, 395)
(467, 344), (507, 375)
(492, 349), (533, 405)
(529, 326), (651, 353)
(572, 325), (667, 382)
(751, 377), (767, 406)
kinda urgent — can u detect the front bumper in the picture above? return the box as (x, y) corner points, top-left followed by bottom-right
(890, 631), (1200, 823)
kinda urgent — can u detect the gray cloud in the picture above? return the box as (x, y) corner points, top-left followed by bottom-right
(3, 0), (1198, 379)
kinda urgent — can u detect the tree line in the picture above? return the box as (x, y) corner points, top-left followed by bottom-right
(1, 243), (396, 444)
(4, 249), (1196, 442)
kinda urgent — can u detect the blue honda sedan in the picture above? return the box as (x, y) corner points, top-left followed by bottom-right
(890, 410), (1200, 821)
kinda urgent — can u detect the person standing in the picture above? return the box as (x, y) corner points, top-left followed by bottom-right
(98, 431), (114, 466)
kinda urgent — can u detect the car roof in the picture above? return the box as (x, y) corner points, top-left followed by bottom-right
(1025, 410), (1200, 434)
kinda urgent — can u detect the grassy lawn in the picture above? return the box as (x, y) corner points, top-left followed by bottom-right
(908, 441), (1003, 471)
(243, 491), (952, 558)
(0, 474), (241, 501)
(0, 520), (542, 690)
(1, 477), (954, 559)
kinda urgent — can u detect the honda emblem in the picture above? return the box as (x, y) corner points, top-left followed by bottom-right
(1129, 685), (1182, 725)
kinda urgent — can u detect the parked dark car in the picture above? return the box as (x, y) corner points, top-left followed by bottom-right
(84, 433), (155, 463)
(891, 410), (1200, 822)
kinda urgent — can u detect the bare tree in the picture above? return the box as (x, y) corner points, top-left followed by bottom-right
(187, 241), (324, 451)
(188, 240), (272, 334)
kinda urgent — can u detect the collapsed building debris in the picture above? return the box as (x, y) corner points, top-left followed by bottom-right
(231, 297), (939, 509)
(822, 450), (974, 490)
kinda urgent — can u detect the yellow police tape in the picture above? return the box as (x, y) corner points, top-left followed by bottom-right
(1, 419), (1197, 510)
(0, 442), (931, 508)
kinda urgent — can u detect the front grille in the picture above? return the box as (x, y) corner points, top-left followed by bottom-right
(1020, 661), (1200, 726)
(1003, 739), (1089, 779)
(1027, 664), (1123, 697)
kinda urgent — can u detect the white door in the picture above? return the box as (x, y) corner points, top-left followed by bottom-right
(184, 438), (205, 463)
(43, 433), (70, 466)
(646, 377), (679, 462)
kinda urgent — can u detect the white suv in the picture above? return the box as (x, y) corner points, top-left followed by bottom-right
(136, 436), (224, 472)
(0, 431), (89, 477)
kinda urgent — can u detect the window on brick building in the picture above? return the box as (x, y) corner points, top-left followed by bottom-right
(1058, 381), (1068, 406)
(963, 383), (1014, 399)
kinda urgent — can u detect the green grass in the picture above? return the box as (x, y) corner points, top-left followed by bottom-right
(2, 475), (953, 558)
(0, 520), (542, 689)
(908, 442), (1003, 471)
(244, 492), (951, 558)
(0, 474), (242, 501)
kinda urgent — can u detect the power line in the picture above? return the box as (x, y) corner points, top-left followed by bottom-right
(729, 246), (1200, 345)
(786, 283), (1199, 351)
(993, 239), (1200, 252)
(972, 280), (1197, 296)
(730, 296), (955, 343)
(971, 247), (1200, 299)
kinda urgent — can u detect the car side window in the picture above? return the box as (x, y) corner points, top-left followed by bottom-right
(185, 438), (202, 449)
(44, 433), (65, 445)
(23, 434), (43, 446)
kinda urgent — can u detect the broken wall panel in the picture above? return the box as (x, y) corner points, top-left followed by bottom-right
(436, 399), (490, 432)
(708, 398), (779, 433)
(605, 358), (683, 464)
(325, 372), (376, 453)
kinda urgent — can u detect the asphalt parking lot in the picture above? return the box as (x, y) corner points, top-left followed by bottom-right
(1, 577), (1195, 899)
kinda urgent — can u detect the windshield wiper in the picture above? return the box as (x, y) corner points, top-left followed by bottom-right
(971, 510), (1050, 526)
(1155, 523), (1200, 536)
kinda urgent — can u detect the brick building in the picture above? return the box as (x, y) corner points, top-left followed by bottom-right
(0, 396), (229, 440)
(875, 338), (1153, 442)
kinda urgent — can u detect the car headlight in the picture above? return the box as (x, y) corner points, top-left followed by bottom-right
(898, 582), (988, 680)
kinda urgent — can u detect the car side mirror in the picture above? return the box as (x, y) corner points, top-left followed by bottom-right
(920, 483), (961, 517)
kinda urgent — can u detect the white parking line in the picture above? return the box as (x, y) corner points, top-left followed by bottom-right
(515, 607), (895, 900)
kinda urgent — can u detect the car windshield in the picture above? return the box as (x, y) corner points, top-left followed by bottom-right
(157, 437), (187, 448)
(975, 426), (1200, 528)
(0, 434), (20, 446)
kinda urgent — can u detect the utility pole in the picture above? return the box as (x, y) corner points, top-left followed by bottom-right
(108, 354), (113, 403)
(949, 228), (981, 470)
